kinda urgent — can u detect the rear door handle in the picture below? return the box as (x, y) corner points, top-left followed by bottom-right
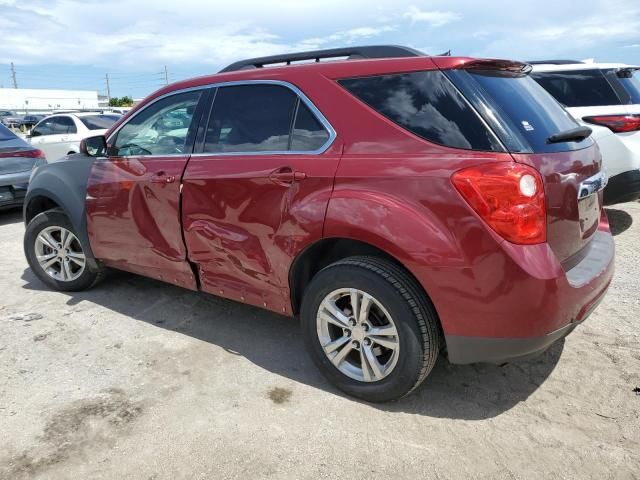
(151, 171), (176, 184)
(269, 167), (307, 185)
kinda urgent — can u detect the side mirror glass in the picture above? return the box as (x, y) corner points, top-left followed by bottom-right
(81, 135), (107, 157)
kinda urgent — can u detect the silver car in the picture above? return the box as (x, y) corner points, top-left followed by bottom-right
(0, 124), (46, 210)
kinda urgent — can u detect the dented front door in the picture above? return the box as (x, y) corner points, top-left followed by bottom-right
(85, 154), (197, 290)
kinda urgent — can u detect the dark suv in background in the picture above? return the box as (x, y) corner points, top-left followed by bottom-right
(22, 46), (613, 402)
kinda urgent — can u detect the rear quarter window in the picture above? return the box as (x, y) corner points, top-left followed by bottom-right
(338, 71), (503, 152)
(615, 69), (640, 104)
(530, 69), (622, 107)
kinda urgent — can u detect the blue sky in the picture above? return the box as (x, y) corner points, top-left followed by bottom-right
(1, 0), (639, 98)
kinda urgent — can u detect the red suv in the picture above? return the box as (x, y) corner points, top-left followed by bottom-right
(23, 46), (614, 402)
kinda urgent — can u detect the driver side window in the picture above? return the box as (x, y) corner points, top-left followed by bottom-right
(111, 90), (201, 156)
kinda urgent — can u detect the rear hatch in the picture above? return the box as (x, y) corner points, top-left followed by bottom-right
(444, 60), (603, 264)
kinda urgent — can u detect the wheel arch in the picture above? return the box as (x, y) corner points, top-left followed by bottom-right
(24, 194), (62, 224)
(24, 155), (100, 271)
(288, 237), (439, 323)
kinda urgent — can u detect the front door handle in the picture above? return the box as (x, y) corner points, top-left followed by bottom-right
(269, 167), (307, 185)
(151, 171), (176, 184)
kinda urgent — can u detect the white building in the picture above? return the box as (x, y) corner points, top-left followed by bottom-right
(0, 88), (99, 112)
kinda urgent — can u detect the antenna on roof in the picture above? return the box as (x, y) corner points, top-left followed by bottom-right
(219, 45), (426, 73)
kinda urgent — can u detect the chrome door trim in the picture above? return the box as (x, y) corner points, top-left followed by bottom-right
(106, 79), (337, 157)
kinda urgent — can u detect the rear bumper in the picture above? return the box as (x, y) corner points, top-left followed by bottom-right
(446, 287), (607, 364)
(0, 171), (30, 209)
(423, 224), (614, 365)
(603, 169), (640, 205)
(446, 321), (577, 364)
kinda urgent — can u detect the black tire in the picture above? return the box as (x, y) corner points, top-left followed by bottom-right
(300, 256), (440, 402)
(24, 209), (104, 291)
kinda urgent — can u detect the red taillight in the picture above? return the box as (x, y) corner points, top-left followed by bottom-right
(583, 115), (640, 133)
(452, 162), (546, 245)
(0, 148), (45, 159)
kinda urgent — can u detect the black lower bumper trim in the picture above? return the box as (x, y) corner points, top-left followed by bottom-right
(0, 184), (27, 210)
(445, 322), (578, 365)
(603, 169), (640, 205)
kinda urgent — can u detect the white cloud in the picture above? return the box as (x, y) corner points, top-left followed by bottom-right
(0, 0), (405, 68)
(403, 6), (460, 27)
(300, 25), (397, 48)
(0, 0), (638, 84)
(624, 44), (640, 48)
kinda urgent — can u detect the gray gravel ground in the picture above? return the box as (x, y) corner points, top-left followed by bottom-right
(0, 202), (639, 479)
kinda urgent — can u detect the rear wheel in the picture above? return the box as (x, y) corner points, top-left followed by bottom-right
(24, 210), (103, 291)
(301, 256), (440, 402)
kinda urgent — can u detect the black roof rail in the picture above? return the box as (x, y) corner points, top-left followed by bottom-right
(526, 59), (585, 65)
(219, 45), (425, 73)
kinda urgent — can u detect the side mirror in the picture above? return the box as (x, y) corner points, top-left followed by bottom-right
(80, 135), (107, 157)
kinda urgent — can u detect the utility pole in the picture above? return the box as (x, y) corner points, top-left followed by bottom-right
(105, 73), (111, 102)
(164, 65), (169, 85)
(10, 62), (18, 89)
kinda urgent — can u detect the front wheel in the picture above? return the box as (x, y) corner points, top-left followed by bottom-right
(300, 256), (440, 402)
(24, 209), (103, 291)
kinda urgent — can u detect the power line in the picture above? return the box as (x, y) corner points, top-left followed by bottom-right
(10, 62), (18, 89)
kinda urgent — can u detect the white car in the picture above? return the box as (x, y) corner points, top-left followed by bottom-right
(530, 61), (640, 205)
(28, 112), (121, 162)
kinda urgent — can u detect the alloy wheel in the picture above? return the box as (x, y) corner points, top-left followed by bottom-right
(316, 288), (400, 382)
(34, 226), (86, 282)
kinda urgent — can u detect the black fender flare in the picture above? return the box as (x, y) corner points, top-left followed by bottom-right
(23, 153), (100, 271)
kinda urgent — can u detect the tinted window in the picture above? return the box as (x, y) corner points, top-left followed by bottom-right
(339, 71), (501, 151)
(79, 114), (120, 130)
(112, 91), (201, 156)
(531, 70), (621, 107)
(0, 124), (17, 141)
(53, 116), (77, 134)
(204, 85), (297, 153)
(31, 119), (55, 137)
(291, 102), (330, 151)
(456, 70), (588, 153)
(616, 69), (640, 104)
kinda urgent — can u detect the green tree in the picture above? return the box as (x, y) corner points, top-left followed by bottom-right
(108, 96), (134, 107)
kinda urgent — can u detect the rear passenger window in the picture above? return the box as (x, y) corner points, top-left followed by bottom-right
(291, 102), (330, 151)
(531, 70), (622, 107)
(203, 84), (331, 154)
(55, 116), (77, 134)
(339, 71), (502, 151)
(204, 85), (296, 153)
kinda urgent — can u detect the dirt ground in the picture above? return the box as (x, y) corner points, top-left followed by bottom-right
(0, 202), (639, 480)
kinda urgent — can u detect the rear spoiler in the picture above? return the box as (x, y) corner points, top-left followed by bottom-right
(616, 66), (640, 78)
(459, 59), (532, 75)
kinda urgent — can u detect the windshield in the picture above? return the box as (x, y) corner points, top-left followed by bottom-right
(79, 114), (121, 130)
(0, 124), (17, 141)
(617, 69), (640, 104)
(447, 69), (591, 153)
